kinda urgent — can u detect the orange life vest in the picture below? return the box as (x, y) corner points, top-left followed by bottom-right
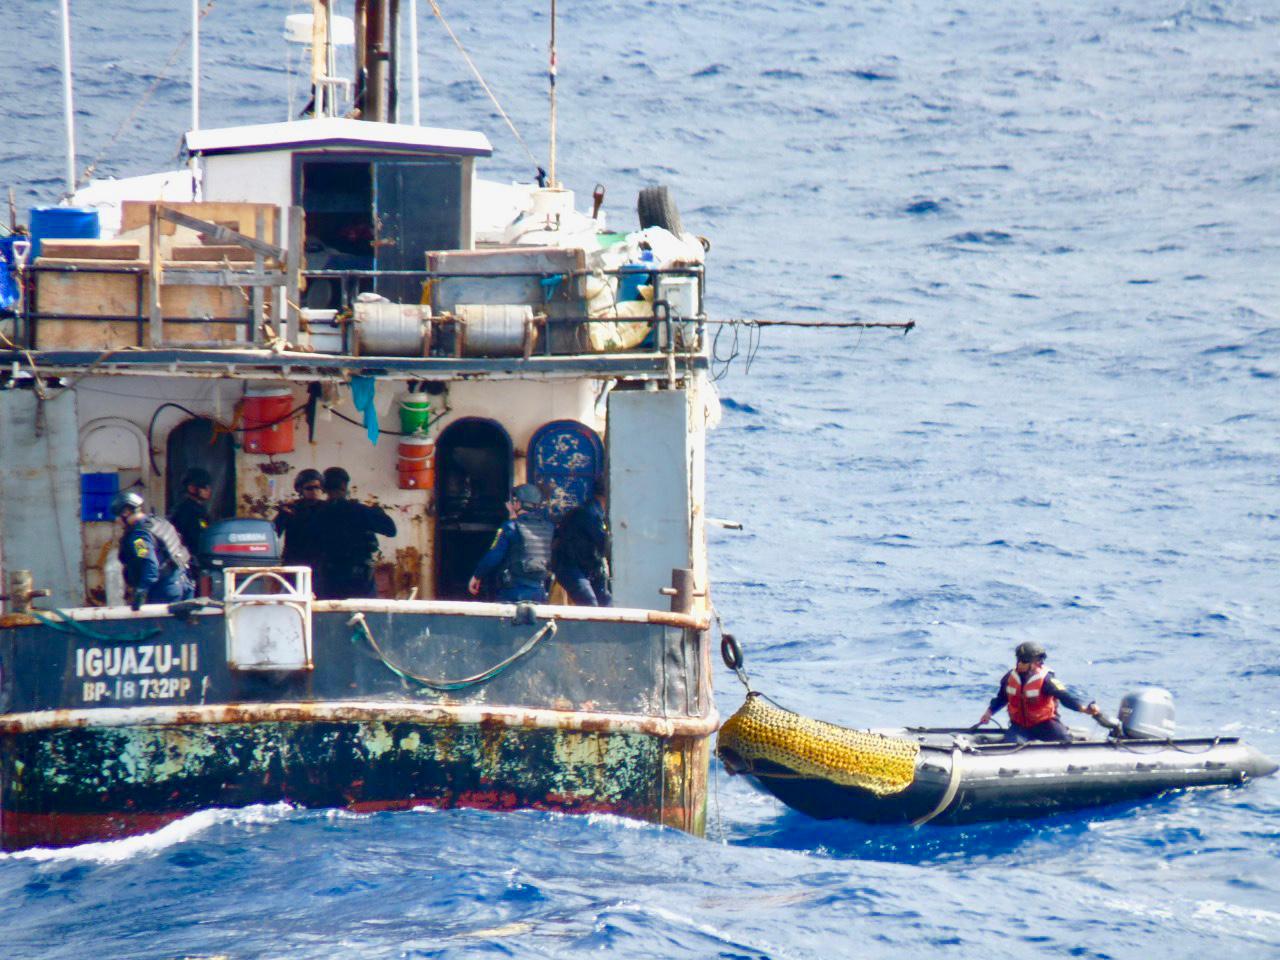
(1004, 667), (1058, 727)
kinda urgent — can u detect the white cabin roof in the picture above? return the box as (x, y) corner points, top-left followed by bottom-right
(184, 118), (493, 158)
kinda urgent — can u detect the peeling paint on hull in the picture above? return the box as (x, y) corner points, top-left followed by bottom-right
(0, 719), (710, 850)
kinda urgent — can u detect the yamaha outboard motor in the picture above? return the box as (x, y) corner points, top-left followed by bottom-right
(199, 518), (281, 597)
(1117, 687), (1176, 739)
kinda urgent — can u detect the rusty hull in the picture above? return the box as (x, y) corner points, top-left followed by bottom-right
(0, 713), (711, 850)
(0, 602), (716, 849)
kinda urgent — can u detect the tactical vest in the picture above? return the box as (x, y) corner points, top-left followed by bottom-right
(1004, 667), (1059, 727)
(554, 503), (607, 573)
(140, 516), (192, 576)
(505, 513), (554, 583)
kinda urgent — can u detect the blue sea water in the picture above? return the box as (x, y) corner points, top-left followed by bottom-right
(1, 1), (1278, 957)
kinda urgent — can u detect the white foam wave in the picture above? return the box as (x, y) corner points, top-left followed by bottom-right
(2, 802), (298, 864)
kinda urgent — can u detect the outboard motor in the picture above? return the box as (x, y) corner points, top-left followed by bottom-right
(1117, 687), (1176, 739)
(199, 518), (281, 597)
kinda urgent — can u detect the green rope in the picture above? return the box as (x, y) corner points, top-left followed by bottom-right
(348, 612), (557, 692)
(29, 609), (163, 643)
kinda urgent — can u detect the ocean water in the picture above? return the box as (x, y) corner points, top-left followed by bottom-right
(1, 1), (1278, 957)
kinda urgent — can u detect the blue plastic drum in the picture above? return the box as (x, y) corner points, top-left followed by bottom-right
(29, 206), (100, 259)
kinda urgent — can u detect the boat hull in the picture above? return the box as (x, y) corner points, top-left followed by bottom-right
(0, 601), (715, 849)
(735, 735), (1278, 826)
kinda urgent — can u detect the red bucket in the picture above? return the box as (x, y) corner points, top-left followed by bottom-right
(241, 387), (295, 455)
(397, 436), (435, 490)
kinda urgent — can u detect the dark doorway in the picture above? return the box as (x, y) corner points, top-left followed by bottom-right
(435, 418), (512, 600)
(165, 417), (235, 519)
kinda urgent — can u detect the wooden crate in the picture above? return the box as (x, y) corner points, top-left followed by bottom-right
(33, 259), (249, 350)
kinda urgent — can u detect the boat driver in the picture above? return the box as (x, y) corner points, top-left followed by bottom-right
(978, 641), (1101, 742)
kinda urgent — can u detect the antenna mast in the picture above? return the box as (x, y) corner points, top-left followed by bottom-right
(548, 0), (557, 187)
(191, 0), (201, 130)
(59, 0), (77, 196)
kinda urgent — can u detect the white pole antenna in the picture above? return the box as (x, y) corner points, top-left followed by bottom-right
(409, 0), (421, 125)
(548, 0), (557, 187)
(59, 0), (77, 196)
(191, 0), (201, 130)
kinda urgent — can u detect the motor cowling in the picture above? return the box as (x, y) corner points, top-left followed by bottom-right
(1117, 687), (1176, 739)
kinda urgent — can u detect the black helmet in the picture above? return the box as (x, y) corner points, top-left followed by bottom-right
(181, 466), (212, 488)
(110, 490), (145, 517)
(1015, 641), (1046, 663)
(294, 468), (323, 493)
(322, 466), (350, 491)
(512, 483), (543, 508)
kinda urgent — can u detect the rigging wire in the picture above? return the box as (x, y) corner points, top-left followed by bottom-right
(708, 316), (906, 381)
(76, 0), (217, 192)
(425, 0), (541, 174)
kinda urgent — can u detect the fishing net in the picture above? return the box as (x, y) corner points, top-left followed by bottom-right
(717, 693), (920, 796)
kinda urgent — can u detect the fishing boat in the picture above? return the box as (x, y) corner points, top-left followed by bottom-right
(0, 1), (718, 850)
(717, 691), (1278, 826)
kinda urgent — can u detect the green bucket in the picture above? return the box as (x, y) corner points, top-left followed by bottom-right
(398, 394), (431, 434)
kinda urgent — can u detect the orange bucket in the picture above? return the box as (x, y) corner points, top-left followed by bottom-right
(241, 387), (295, 455)
(397, 436), (435, 490)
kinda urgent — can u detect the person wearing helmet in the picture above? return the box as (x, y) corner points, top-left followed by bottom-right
(112, 490), (195, 611)
(167, 466), (213, 577)
(273, 468), (326, 571)
(467, 482), (555, 602)
(313, 466), (396, 599)
(978, 641), (1101, 742)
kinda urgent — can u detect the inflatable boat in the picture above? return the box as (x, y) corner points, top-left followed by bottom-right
(716, 691), (1278, 826)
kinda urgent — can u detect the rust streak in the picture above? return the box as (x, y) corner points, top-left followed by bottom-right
(1, 700), (722, 739)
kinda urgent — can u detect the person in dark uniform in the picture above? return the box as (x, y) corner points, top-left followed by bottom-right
(167, 466), (212, 577)
(113, 490), (195, 610)
(468, 483), (555, 603)
(273, 468), (326, 569)
(978, 641), (1101, 742)
(551, 484), (612, 606)
(315, 466), (397, 600)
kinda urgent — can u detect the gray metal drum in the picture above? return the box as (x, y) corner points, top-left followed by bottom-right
(456, 303), (535, 357)
(352, 302), (432, 356)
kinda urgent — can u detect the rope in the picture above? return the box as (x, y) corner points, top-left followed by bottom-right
(324, 403), (446, 438)
(76, 0), (217, 191)
(910, 746), (963, 827)
(348, 610), (557, 691)
(426, 0), (541, 173)
(29, 608), (162, 643)
(0, 327), (50, 401)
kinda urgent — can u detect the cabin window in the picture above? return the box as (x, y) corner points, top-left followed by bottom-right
(295, 153), (464, 307)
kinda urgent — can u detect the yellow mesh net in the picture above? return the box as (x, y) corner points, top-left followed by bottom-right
(717, 693), (920, 797)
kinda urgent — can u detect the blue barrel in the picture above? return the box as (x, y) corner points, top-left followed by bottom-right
(0, 236), (18, 310)
(29, 206), (100, 259)
(618, 256), (656, 301)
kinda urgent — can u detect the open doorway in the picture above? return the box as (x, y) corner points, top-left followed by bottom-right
(165, 417), (236, 520)
(434, 418), (512, 599)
